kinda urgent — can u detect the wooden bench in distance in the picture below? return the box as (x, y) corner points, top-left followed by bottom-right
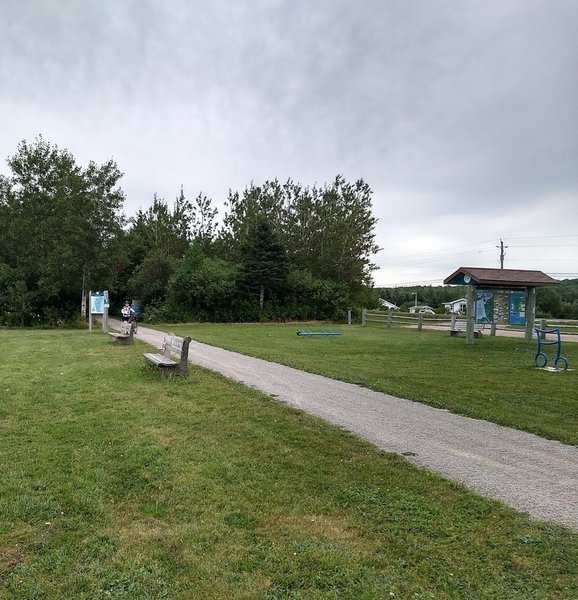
(109, 321), (136, 344)
(450, 320), (483, 338)
(144, 334), (192, 377)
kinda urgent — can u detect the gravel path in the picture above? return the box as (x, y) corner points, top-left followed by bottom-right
(116, 321), (578, 532)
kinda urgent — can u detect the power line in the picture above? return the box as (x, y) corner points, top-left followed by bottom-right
(511, 259), (578, 263)
(384, 235), (578, 264)
(506, 234), (578, 241)
(377, 278), (445, 287)
(380, 247), (496, 267)
(380, 238), (578, 270)
(382, 239), (496, 261)
(508, 244), (578, 249)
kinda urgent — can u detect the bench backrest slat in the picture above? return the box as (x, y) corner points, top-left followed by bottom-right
(454, 320), (483, 330)
(163, 335), (185, 359)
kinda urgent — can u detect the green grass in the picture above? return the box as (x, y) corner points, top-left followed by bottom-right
(1, 329), (577, 599)
(148, 323), (578, 445)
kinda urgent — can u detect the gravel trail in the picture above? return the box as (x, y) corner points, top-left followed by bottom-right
(117, 321), (578, 532)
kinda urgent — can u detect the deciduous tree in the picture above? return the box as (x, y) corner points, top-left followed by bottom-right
(0, 136), (125, 318)
(219, 176), (380, 299)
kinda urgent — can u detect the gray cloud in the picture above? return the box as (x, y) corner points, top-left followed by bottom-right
(1, 0), (576, 285)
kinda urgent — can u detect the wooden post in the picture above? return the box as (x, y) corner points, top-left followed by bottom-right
(450, 313), (456, 329)
(88, 290), (93, 333)
(525, 287), (536, 343)
(466, 284), (476, 345)
(491, 320), (496, 336)
(81, 275), (86, 320)
(417, 313), (423, 331)
(347, 310), (352, 326)
(362, 308), (367, 326)
(102, 290), (109, 333)
(387, 310), (392, 328)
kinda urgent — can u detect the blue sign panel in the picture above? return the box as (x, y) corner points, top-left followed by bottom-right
(509, 291), (527, 325)
(91, 292), (105, 314)
(475, 291), (494, 323)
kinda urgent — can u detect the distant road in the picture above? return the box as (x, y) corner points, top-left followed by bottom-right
(418, 322), (578, 342)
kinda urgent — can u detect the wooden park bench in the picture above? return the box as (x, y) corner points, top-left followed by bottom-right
(450, 320), (483, 338)
(109, 320), (136, 345)
(143, 334), (192, 377)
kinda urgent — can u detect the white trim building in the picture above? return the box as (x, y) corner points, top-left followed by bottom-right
(443, 297), (467, 313)
(379, 299), (400, 310)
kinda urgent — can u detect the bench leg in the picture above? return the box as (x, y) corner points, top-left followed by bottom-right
(160, 366), (187, 377)
(146, 364), (187, 377)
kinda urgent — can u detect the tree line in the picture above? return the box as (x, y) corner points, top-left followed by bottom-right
(0, 138), (380, 325)
(378, 281), (578, 319)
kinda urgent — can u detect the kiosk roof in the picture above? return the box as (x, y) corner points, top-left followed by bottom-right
(444, 267), (559, 287)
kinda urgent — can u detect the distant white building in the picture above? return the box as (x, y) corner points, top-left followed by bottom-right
(379, 299), (399, 310)
(443, 298), (467, 313)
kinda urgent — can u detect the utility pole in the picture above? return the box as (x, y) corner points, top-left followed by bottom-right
(496, 239), (508, 269)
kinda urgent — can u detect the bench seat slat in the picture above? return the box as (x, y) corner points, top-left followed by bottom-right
(144, 353), (176, 366)
(450, 320), (483, 338)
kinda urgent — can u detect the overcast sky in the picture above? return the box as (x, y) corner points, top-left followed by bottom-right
(1, 0), (577, 286)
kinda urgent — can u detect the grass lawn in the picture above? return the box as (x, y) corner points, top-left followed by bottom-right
(0, 329), (576, 599)
(148, 323), (578, 446)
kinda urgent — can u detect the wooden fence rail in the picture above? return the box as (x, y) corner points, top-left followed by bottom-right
(361, 310), (578, 337)
(362, 310), (452, 331)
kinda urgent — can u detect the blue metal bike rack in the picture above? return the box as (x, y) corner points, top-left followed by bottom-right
(534, 328), (568, 370)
